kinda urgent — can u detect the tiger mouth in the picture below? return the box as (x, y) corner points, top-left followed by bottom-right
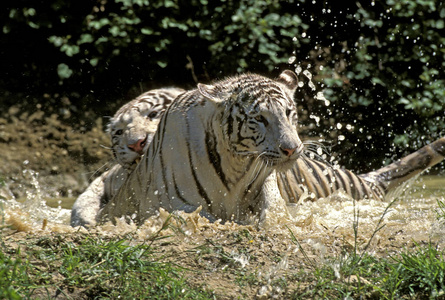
(262, 151), (300, 169)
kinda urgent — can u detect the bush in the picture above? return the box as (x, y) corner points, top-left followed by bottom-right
(2, 0), (444, 168)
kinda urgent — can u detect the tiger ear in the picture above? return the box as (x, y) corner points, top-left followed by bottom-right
(197, 83), (223, 103)
(276, 70), (298, 94)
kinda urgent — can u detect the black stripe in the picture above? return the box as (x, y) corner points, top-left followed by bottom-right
(185, 116), (213, 213)
(205, 130), (229, 189)
(310, 160), (328, 198)
(256, 136), (265, 144)
(353, 171), (368, 199)
(159, 141), (169, 198)
(292, 161), (303, 183)
(311, 160), (333, 197)
(358, 177), (375, 199)
(279, 171), (298, 203)
(344, 170), (359, 199)
(334, 168), (348, 192)
(172, 172), (190, 205)
(227, 114), (233, 136)
(236, 116), (245, 142)
(241, 157), (261, 200)
(155, 100), (180, 201)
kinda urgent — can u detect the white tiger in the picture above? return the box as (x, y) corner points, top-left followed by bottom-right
(79, 82), (445, 228)
(98, 70), (304, 224)
(102, 69), (445, 225)
(98, 86), (445, 210)
(76, 75), (445, 226)
(70, 87), (185, 227)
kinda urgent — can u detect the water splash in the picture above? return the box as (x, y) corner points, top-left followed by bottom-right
(1, 168), (72, 233)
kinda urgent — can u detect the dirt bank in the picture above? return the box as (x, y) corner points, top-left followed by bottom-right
(0, 101), (112, 201)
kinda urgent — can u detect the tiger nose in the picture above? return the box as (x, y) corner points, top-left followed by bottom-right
(280, 146), (297, 157)
(128, 138), (147, 155)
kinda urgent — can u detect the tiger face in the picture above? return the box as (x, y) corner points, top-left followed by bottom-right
(107, 88), (184, 171)
(198, 70), (303, 171)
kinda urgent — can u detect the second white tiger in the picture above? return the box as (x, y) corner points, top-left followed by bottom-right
(70, 87), (185, 227)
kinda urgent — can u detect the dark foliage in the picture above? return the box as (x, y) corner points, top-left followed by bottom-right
(1, 0), (444, 169)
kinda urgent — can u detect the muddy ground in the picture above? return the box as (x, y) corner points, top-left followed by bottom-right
(0, 100), (114, 201)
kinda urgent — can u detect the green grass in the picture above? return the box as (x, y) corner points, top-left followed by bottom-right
(2, 231), (445, 299)
(436, 199), (445, 220)
(2, 201), (445, 299)
(0, 235), (213, 299)
(284, 241), (445, 299)
(285, 197), (445, 299)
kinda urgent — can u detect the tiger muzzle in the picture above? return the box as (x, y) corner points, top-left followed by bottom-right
(280, 146), (297, 157)
(128, 135), (148, 155)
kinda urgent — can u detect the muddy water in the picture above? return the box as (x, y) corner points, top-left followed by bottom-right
(1, 174), (445, 253)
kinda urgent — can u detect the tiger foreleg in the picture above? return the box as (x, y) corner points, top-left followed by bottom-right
(259, 170), (294, 228)
(70, 175), (105, 228)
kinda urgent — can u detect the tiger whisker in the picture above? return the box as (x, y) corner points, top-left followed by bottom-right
(85, 160), (115, 181)
(248, 160), (265, 186)
(303, 150), (329, 163)
(303, 141), (331, 157)
(301, 152), (335, 170)
(247, 152), (268, 186)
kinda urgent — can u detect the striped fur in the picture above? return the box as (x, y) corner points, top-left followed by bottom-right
(70, 87), (184, 227)
(360, 137), (445, 199)
(277, 137), (445, 203)
(99, 70), (303, 224)
(97, 74), (445, 225)
(277, 157), (384, 203)
(99, 85), (443, 224)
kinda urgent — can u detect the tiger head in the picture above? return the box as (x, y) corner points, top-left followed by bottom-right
(197, 70), (303, 171)
(107, 88), (185, 171)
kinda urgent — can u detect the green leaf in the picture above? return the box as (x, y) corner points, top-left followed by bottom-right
(141, 28), (153, 35)
(78, 34), (94, 45)
(57, 63), (73, 79)
(90, 58), (99, 67)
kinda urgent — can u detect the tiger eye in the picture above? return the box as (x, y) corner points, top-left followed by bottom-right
(148, 111), (158, 119)
(254, 115), (269, 126)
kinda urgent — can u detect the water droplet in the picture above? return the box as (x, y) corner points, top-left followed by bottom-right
(295, 65), (302, 74)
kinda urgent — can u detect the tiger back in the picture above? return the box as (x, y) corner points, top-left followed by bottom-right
(99, 71), (303, 224)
